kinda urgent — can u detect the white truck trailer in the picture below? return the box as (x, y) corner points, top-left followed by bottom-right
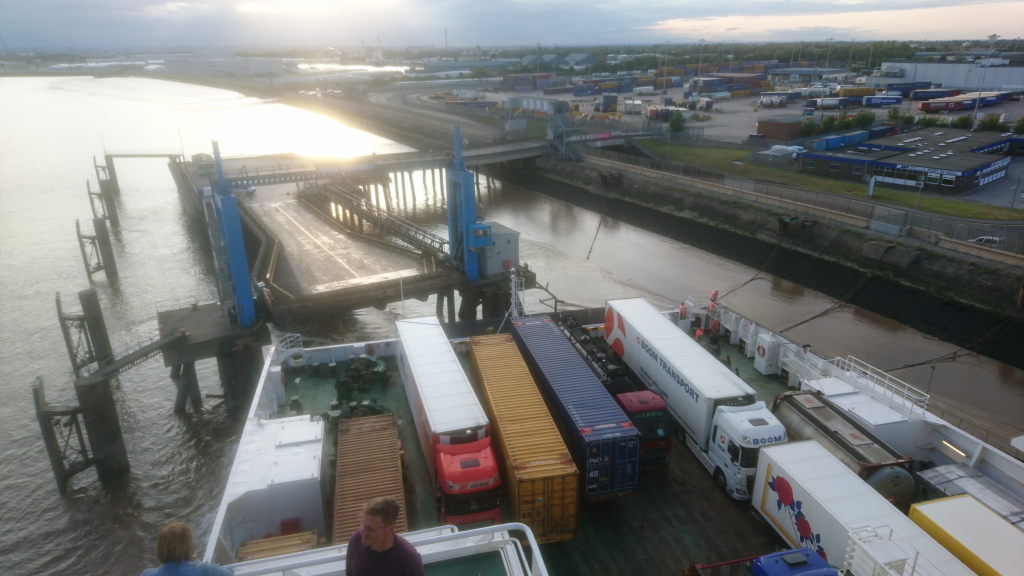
(753, 441), (975, 576)
(396, 316), (503, 526)
(606, 297), (787, 500)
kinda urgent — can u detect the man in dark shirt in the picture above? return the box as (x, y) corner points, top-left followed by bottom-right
(346, 497), (424, 576)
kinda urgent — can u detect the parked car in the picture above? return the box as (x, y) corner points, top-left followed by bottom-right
(969, 236), (1000, 247)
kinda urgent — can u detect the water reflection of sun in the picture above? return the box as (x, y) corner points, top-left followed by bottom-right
(200, 100), (413, 159)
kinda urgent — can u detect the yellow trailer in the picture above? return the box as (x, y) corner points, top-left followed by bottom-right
(838, 86), (876, 97)
(469, 334), (578, 543)
(333, 414), (408, 542)
(909, 494), (1023, 576)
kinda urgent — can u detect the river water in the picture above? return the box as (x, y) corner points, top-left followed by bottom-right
(0, 76), (1020, 575)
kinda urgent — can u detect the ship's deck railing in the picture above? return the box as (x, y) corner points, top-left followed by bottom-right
(778, 342), (832, 385)
(224, 522), (549, 576)
(276, 333), (304, 360)
(826, 356), (930, 419)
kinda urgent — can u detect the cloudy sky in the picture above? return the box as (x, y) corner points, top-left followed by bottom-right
(3, 0), (1022, 51)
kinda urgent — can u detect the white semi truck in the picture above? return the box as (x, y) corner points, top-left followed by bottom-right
(754, 441), (975, 576)
(606, 297), (787, 500)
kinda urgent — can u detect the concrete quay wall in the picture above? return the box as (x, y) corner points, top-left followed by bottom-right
(493, 156), (1024, 370)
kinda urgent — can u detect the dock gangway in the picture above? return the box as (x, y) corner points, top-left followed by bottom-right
(322, 184), (454, 265)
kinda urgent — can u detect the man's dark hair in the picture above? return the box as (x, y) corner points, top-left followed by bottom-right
(364, 497), (401, 526)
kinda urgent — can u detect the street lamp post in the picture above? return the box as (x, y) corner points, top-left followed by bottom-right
(973, 68), (987, 130)
(697, 39), (705, 97)
(825, 37), (834, 69)
(1006, 173), (1022, 238)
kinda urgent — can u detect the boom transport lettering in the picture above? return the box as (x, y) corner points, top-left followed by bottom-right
(637, 336), (700, 402)
(660, 358), (700, 402)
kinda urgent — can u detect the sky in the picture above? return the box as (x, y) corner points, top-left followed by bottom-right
(2, 0), (1023, 51)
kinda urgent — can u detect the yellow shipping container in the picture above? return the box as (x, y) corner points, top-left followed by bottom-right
(838, 86), (876, 97)
(909, 494), (1024, 576)
(469, 334), (578, 543)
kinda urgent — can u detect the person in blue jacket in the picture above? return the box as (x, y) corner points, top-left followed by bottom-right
(141, 523), (233, 576)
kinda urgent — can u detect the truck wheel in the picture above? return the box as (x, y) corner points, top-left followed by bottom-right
(714, 469), (727, 493)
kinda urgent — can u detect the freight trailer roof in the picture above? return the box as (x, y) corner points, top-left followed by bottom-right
(510, 317), (637, 441)
(756, 441), (974, 576)
(909, 495), (1024, 576)
(607, 297), (756, 400)
(396, 316), (489, 434)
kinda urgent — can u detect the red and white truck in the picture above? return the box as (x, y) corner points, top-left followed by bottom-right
(606, 297), (787, 500)
(396, 316), (503, 526)
(753, 441), (975, 576)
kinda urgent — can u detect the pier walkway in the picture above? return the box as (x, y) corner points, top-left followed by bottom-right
(241, 182), (426, 295)
(79, 330), (187, 385)
(220, 140), (550, 188)
(171, 139), (544, 323)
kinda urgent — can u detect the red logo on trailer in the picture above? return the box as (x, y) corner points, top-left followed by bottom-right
(605, 307), (627, 358)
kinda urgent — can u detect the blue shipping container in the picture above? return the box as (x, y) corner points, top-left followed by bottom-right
(863, 96), (902, 107)
(824, 135), (844, 150)
(868, 125), (894, 138)
(510, 317), (640, 500)
(843, 130), (869, 145)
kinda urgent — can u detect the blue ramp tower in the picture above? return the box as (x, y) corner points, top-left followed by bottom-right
(446, 126), (492, 282)
(211, 141), (256, 327)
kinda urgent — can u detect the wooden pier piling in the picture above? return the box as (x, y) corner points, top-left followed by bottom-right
(92, 217), (119, 282)
(79, 288), (114, 367)
(171, 362), (202, 414)
(87, 180), (118, 225)
(75, 374), (130, 481)
(32, 378), (91, 494)
(75, 219), (119, 283)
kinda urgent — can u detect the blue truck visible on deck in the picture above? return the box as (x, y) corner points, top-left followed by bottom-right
(510, 316), (640, 500)
(691, 548), (839, 576)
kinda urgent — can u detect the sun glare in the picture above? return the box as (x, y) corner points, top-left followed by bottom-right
(235, 0), (334, 16)
(209, 102), (412, 158)
(646, 1), (1024, 40)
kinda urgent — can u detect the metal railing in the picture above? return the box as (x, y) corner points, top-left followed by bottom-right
(226, 522), (548, 576)
(825, 356), (930, 419)
(324, 184), (451, 260)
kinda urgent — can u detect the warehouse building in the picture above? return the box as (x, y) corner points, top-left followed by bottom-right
(798, 128), (1020, 193)
(767, 67), (848, 86)
(863, 62), (1024, 92)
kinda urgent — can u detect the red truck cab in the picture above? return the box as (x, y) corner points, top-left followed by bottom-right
(615, 390), (672, 469)
(435, 437), (503, 525)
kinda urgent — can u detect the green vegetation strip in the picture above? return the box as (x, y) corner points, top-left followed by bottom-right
(645, 142), (1024, 221)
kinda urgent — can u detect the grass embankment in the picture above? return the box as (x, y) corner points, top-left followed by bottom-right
(644, 141), (1023, 221)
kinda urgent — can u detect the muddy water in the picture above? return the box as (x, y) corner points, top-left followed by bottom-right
(1, 76), (1020, 576)
(374, 172), (1024, 443)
